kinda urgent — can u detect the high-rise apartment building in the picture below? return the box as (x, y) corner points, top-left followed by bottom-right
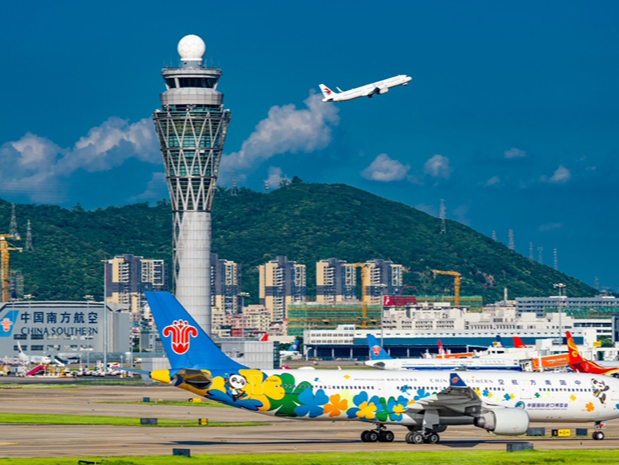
(105, 254), (167, 313)
(259, 256), (306, 323)
(210, 253), (240, 315)
(316, 258), (357, 304)
(363, 259), (403, 305)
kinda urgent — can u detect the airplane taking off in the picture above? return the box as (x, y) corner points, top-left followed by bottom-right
(143, 292), (619, 443)
(567, 332), (619, 376)
(319, 75), (411, 102)
(366, 335), (522, 371)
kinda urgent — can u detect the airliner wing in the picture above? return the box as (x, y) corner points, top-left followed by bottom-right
(411, 373), (483, 414)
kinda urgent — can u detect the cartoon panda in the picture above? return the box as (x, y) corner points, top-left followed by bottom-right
(592, 379), (609, 404)
(227, 374), (248, 401)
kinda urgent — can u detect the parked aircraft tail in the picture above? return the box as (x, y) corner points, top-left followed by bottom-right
(438, 339), (445, 355)
(144, 292), (246, 372)
(259, 334), (268, 342)
(366, 334), (392, 360)
(291, 339), (300, 351)
(566, 331), (586, 366)
(513, 336), (527, 349)
(319, 84), (335, 99)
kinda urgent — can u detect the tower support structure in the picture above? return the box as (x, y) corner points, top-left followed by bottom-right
(153, 35), (231, 334)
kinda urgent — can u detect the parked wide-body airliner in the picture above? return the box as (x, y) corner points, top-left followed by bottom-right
(365, 335), (523, 371)
(145, 292), (619, 444)
(319, 75), (411, 102)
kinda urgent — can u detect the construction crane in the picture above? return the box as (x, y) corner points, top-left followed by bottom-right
(1, 234), (22, 302)
(348, 263), (373, 329)
(431, 269), (461, 306)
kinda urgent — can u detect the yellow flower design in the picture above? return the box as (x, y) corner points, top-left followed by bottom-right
(570, 394), (577, 402)
(356, 401), (377, 420)
(324, 393), (348, 417)
(238, 369), (285, 411)
(393, 404), (406, 416)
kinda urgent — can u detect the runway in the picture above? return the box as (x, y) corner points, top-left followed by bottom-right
(0, 383), (618, 458)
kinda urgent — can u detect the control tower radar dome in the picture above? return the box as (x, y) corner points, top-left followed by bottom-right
(178, 34), (206, 61)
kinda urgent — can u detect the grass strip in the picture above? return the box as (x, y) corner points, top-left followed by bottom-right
(102, 400), (230, 408)
(2, 450), (619, 465)
(0, 412), (268, 428)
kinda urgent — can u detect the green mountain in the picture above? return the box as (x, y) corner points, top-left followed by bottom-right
(1, 180), (596, 303)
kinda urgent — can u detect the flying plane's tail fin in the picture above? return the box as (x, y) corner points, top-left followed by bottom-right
(513, 336), (526, 349)
(319, 84), (335, 99)
(145, 292), (247, 372)
(366, 334), (392, 360)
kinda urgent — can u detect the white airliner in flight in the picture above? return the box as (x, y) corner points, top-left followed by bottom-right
(143, 292), (619, 444)
(319, 75), (411, 102)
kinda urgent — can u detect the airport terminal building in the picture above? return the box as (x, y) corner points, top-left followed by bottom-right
(0, 300), (131, 359)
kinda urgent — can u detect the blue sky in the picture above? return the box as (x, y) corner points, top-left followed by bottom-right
(1, 1), (618, 290)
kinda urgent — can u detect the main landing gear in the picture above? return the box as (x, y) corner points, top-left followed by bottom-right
(592, 421), (605, 441)
(405, 430), (440, 445)
(360, 425), (395, 443)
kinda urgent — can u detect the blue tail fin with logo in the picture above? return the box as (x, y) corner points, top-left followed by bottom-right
(145, 292), (246, 372)
(291, 339), (300, 351)
(366, 334), (392, 361)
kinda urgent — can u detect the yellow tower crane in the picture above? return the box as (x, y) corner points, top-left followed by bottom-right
(351, 263), (372, 329)
(0, 234), (22, 303)
(431, 269), (461, 306)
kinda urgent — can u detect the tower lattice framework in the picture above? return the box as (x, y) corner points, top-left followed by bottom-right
(152, 35), (231, 334)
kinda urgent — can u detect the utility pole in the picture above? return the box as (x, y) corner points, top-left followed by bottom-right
(508, 229), (515, 251)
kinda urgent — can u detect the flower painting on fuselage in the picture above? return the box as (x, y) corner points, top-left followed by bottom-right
(177, 369), (527, 421)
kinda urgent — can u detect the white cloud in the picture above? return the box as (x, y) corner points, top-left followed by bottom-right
(221, 93), (339, 173)
(361, 153), (410, 182)
(424, 154), (451, 179)
(265, 166), (285, 189)
(505, 147), (526, 159)
(129, 171), (167, 202)
(484, 175), (501, 187)
(549, 165), (571, 183)
(0, 117), (159, 203)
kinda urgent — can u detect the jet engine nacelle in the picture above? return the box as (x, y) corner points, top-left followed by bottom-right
(474, 408), (529, 435)
(378, 86), (389, 94)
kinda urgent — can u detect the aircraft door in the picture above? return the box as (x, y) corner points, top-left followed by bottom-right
(519, 380), (533, 400)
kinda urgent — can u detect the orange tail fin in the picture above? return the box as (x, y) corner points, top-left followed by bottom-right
(566, 331), (585, 365)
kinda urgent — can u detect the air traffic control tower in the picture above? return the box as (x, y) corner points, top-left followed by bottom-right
(153, 35), (231, 334)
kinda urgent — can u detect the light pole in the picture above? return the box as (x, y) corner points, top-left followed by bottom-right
(553, 283), (566, 344)
(84, 295), (94, 370)
(23, 294), (33, 367)
(376, 284), (388, 347)
(102, 260), (109, 370)
(239, 292), (250, 338)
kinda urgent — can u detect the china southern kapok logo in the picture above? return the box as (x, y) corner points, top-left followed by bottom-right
(371, 345), (382, 357)
(162, 319), (198, 354)
(0, 311), (18, 337)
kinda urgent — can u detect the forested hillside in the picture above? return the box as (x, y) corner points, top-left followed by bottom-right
(1, 179), (596, 303)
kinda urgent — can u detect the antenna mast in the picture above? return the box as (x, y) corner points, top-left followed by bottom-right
(508, 229), (514, 251)
(9, 204), (19, 239)
(439, 199), (446, 234)
(25, 220), (34, 252)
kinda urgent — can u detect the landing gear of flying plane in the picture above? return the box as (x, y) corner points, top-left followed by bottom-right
(592, 421), (605, 440)
(405, 430), (440, 444)
(360, 425), (394, 442)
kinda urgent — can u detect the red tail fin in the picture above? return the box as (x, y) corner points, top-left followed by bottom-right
(438, 340), (444, 354)
(513, 336), (526, 349)
(566, 331), (585, 366)
(260, 334), (268, 342)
